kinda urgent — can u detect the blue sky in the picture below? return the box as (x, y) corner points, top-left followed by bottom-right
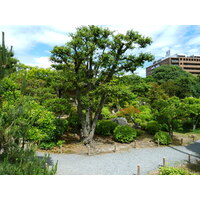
(1, 25), (200, 77)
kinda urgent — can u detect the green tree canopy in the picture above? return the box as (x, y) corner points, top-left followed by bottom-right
(180, 97), (200, 130)
(50, 25), (154, 145)
(154, 97), (181, 136)
(147, 65), (199, 98)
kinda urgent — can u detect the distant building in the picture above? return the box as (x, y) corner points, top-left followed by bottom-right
(146, 52), (200, 76)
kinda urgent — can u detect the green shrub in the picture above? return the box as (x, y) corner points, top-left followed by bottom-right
(154, 131), (172, 145)
(159, 166), (195, 175)
(114, 125), (137, 143)
(146, 121), (160, 135)
(39, 142), (56, 150)
(39, 140), (65, 150)
(56, 140), (65, 147)
(136, 129), (145, 136)
(0, 149), (57, 175)
(96, 120), (118, 136)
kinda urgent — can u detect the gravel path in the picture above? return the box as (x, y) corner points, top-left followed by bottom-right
(38, 140), (200, 175)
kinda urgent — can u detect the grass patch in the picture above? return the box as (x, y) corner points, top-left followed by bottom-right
(191, 129), (200, 134)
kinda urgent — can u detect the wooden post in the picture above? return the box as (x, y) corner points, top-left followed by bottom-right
(137, 165), (141, 175)
(87, 145), (91, 156)
(192, 135), (195, 142)
(163, 158), (166, 167)
(188, 154), (191, 163)
(181, 138), (183, 146)
(60, 145), (63, 154)
(113, 143), (117, 152)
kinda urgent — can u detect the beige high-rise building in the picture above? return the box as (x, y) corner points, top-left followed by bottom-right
(146, 52), (200, 76)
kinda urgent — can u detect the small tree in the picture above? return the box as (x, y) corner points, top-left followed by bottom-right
(50, 25), (154, 145)
(155, 97), (181, 136)
(181, 97), (200, 131)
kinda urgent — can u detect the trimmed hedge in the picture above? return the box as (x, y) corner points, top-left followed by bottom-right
(96, 120), (118, 136)
(113, 125), (137, 143)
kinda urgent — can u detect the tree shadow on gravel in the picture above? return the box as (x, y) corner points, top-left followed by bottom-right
(185, 140), (200, 155)
(168, 141), (200, 159)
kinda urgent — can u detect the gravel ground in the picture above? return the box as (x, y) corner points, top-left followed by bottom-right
(37, 140), (200, 175)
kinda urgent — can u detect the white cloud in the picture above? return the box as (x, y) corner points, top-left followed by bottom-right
(149, 26), (182, 49)
(134, 67), (146, 77)
(187, 36), (200, 45)
(27, 56), (52, 69)
(33, 29), (69, 46)
(0, 26), (72, 53)
(187, 48), (199, 54)
(108, 25), (168, 38)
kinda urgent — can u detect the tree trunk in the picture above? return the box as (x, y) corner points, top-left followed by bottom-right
(193, 123), (196, 131)
(168, 124), (173, 137)
(169, 130), (173, 137)
(77, 90), (106, 146)
(82, 128), (95, 145)
(193, 117), (199, 131)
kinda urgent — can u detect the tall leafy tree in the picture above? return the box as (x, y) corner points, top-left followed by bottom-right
(154, 97), (181, 136)
(50, 25), (154, 145)
(181, 97), (200, 131)
(148, 65), (191, 84)
(147, 65), (199, 98)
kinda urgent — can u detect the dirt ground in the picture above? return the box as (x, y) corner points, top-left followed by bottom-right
(38, 132), (200, 155)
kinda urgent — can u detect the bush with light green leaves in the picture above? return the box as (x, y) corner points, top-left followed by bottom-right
(159, 166), (195, 175)
(114, 125), (137, 143)
(154, 131), (172, 145)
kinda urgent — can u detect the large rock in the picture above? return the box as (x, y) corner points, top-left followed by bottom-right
(111, 117), (128, 126)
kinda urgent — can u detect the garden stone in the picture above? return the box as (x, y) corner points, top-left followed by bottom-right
(111, 117), (128, 126)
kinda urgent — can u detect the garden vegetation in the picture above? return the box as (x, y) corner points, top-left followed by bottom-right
(1, 26), (200, 174)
